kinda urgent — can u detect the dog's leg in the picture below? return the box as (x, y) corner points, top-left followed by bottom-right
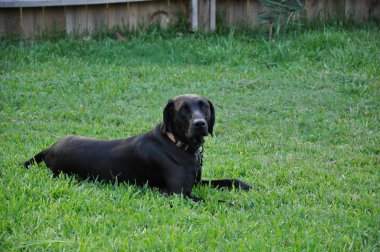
(188, 195), (203, 203)
(23, 147), (51, 168)
(200, 179), (252, 191)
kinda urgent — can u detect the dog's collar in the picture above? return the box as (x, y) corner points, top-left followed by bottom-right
(165, 132), (190, 151)
(165, 131), (204, 175)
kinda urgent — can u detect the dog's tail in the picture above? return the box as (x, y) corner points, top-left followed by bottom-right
(23, 147), (50, 168)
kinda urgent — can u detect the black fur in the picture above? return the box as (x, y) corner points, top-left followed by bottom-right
(24, 94), (252, 200)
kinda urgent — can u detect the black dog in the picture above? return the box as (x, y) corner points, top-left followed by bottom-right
(24, 94), (251, 201)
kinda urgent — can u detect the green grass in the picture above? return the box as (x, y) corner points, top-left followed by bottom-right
(1, 26), (379, 251)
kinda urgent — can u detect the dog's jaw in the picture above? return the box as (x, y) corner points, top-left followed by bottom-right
(191, 135), (205, 145)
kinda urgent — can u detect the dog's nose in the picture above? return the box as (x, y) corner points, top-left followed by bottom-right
(193, 119), (206, 128)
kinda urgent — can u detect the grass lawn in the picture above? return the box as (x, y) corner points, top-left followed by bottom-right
(0, 26), (379, 251)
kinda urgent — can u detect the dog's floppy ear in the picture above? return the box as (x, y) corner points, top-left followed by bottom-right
(162, 99), (174, 133)
(207, 100), (215, 136)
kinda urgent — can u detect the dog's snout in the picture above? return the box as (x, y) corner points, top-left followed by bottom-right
(193, 119), (206, 128)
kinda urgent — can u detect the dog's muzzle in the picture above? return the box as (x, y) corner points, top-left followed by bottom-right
(193, 119), (207, 130)
(190, 118), (208, 138)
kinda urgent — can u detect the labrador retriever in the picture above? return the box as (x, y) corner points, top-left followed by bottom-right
(24, 94), (252, 201)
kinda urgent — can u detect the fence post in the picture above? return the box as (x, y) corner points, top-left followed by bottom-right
(210, 0), (216, 31)
(192, 0), (198, 31)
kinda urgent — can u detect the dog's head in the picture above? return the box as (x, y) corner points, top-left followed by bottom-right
(163, 94), (215, 146)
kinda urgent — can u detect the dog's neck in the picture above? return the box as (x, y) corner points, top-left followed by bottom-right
(166, 132), (189, 151)
(165, 131), (202, 153)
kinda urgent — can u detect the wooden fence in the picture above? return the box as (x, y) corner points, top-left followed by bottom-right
(0, 0), (379, 38)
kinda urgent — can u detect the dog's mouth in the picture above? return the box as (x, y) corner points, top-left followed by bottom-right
(183, 123), (208, 145)
(191, 135), (205, 145)
(187, 131), (208, 145)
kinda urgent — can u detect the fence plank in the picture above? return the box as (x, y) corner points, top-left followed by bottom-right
(21, 7), (44, 38)
(150, 1), (171, 29)
(0, 8), (21, 37)
(137, 1), (152, 27)
(44, 6), (66, 33)
(112, 3), (128, 29)
(166, 0), (187, 26)
(65, 5), (88, 34)
(305, 0), (324, 20)
(199, 0), (210, 32)
(232, 0), (245, 25)
(87, 4), (108, 32)
(227, 0), (233, 26)
(305, 0), (346, 20)
(325, 0), (344, 18)
(127, 2), (138, 29)
(246, 0), (261, 26)
(370, 0), (380, 21)
(107, 4), (117, 29)
(345, 0), (369, 21)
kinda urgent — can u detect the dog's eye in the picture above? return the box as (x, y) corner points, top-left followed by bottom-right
(201, 104), (209, 110)
(179, 107), (188, 112)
